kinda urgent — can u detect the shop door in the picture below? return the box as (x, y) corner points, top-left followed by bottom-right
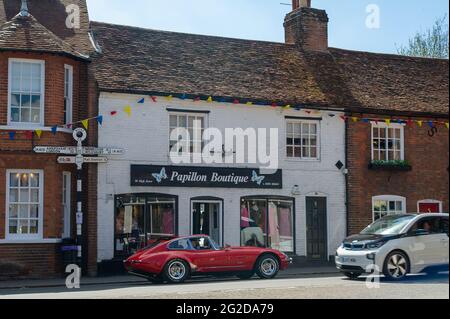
(192, 202), (222, 246)
(306, 197), (328, 261)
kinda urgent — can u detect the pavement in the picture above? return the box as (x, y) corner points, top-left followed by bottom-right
(1, 272), (448, 299)
(0, 263), (339, 290)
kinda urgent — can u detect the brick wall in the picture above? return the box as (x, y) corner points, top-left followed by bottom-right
(347, 118), (449, 235)
(284, 7), (329, 51)
(0, 51), (92, 278)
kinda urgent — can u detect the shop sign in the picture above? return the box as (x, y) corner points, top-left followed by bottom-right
(131, 165), (282, 189)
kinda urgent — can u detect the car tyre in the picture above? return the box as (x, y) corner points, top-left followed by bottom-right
(236, 272), (254, 280)
(163, 259), (190, 284)
(383, 251), (410, 281)
(343, 272), (362, 280)
(255, 254), (279, 279)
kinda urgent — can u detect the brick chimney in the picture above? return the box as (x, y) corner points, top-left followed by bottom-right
(284, 0), (329, 52)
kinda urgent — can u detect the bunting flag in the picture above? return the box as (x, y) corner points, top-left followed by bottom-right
(2, 93), (447, 141)
(82, 119), (89, 129)
(96, 115), (104, 126)
(24, 131), (33, 140)
(124, 105), (132, 117)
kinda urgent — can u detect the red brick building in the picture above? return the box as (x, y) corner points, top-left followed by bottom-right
(0, 0), (448, 279)
(0, 0), (98, 278)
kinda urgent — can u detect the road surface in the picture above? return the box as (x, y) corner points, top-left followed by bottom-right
(1, 273), (448, 299)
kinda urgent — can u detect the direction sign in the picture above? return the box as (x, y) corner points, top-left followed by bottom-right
(34, 146), (124, 155)
(58, 156), (108, 164)
(34, 146), (77, 155)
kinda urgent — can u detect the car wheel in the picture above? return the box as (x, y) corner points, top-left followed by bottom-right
(343, 272), (362, 280)
(383, 251), (410, 281)
(163, 259), (190, 284)
(236, 272), (254, 280)
(255, 255), (279, 279)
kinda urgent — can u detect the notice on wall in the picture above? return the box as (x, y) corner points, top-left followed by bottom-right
(124, 206), (133, 234)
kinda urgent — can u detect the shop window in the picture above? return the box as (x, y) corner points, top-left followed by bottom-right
(372, 195), (406, 221)
(6, 170), (43, 240)
(114, 195), (176, 257)
(240, 197), (294, 253)
(286, 120), (319, 159)
(9, 59), (45, 126)
(169, 113), (206, 154)
(372, 123), (404, 161)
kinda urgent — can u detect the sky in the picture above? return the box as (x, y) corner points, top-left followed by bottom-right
(86, 0), (449, 54)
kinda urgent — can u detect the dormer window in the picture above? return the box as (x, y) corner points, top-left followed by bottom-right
(8, 59), (45, 126)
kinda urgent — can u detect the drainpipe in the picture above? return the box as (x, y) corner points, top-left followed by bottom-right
(344, 117), (350, 237)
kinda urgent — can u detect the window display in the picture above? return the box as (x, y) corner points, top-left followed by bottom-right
(114, 194), (177, 258)
(240, 197), (294, 253)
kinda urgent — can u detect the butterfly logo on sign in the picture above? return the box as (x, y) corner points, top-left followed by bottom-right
(152, 167), (168, 183)
(251, 170), (265, 186)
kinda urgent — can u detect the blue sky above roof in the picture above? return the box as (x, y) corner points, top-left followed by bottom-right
(87, 0), (449, 54)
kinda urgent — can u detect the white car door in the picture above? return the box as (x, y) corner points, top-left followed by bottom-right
(407, 217), (442, 269)
(437, 217), (449, 264)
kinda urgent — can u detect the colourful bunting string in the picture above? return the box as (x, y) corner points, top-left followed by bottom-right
(124, 105), (132, 117)
(82, 119), (89, 129)
(1, 94), (447, 141)
(96, 116), (103, 126)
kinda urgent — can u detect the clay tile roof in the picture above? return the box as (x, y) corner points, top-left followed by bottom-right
(0, 0), (95, 55)
(90, 22), (448, 116)
(0, 13), (89, 60)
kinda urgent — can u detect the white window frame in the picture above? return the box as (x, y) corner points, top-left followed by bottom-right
(7, 58), (46, 128)
(372, 195), (406, 221)
(417, 199), (443, 214)
(285, 119), (321, 161)
(371, 122), (405, 161)
(5, 169), (44, 241)
(168, 112), (207, 155)
(64, 64), (73, 125)
(62, 172), (72, 238)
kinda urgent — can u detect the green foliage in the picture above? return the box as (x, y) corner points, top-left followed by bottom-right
(397, 16), (449, 59)
(370, 160), (411, 168)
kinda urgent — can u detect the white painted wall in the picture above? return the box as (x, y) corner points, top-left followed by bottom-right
(97, 92), (347, 262)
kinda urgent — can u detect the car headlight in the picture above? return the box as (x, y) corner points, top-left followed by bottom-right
(366, 241), (386, 249)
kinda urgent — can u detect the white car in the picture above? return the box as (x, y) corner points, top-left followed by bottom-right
(336, 213), (449, 280)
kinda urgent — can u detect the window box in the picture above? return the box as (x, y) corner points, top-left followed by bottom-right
(368, 160), (412, 171)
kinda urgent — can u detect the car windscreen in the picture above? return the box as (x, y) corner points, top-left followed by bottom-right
(361, 215), (415, 235)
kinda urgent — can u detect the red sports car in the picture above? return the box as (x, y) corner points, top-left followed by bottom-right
(124, 235), (292, 283)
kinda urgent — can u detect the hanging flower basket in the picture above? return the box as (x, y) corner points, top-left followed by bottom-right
(368, 160), (412, 171)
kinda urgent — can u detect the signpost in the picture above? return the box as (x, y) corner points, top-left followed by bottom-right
(33, 128), (123, 270)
